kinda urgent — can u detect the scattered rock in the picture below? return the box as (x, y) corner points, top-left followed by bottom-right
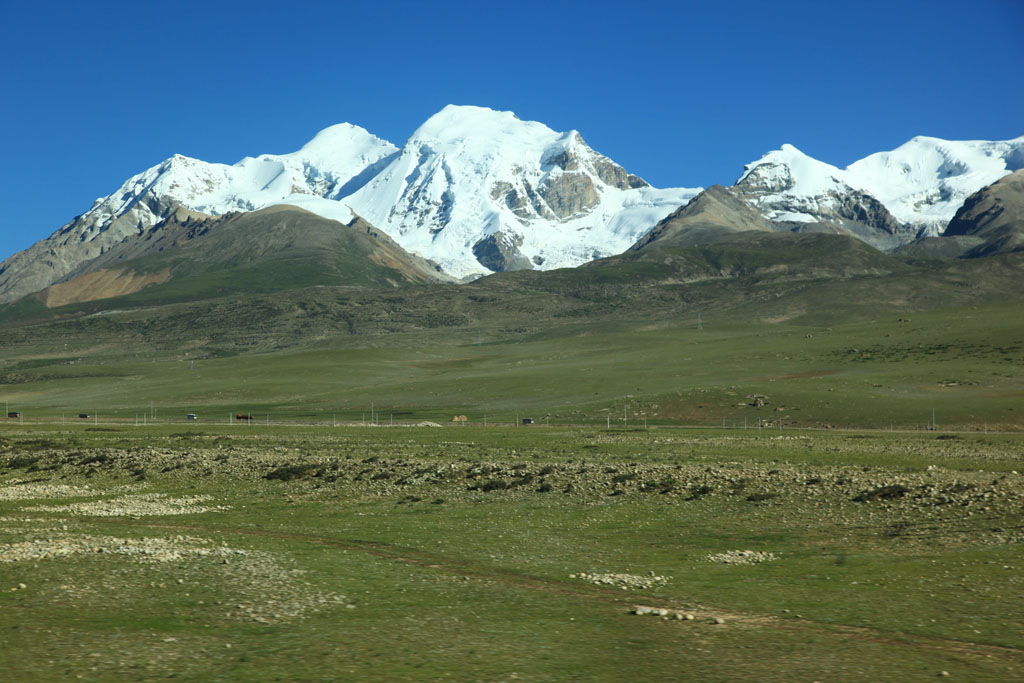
(572, 572), (670, 590)
(706, 550), (777, 565)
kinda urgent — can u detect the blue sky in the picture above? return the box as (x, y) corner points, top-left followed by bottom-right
(1, 0), (1022, 258)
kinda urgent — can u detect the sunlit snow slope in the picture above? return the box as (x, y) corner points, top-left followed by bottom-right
(736, 136), (1024, 238)
(0, 106), (699, 301)
(0, 125), (397, 302)
(344, 105), (701, 279)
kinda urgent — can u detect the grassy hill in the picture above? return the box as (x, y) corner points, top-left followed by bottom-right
(11, 205), (450, 313)
(0, 234), (1021, 430)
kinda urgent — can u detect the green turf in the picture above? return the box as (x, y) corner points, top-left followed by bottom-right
(0, 298), (1020, 432)
(1, 424), (1022, 680)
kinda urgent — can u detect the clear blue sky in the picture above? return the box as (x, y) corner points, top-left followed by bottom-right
(1, 0), (1022, 258)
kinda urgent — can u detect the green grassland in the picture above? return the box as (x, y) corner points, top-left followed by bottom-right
(0, 235), (1021, 679)
(1, 240), (1020, 432)
(0, 297), (1020, 431)
(1, 424), (1022, 681)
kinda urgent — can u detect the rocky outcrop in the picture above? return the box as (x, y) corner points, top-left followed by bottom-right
(537, 172), (599, 219)
(0, 193), (184, 303)
(472, 231), (534, 272)
(630, 185), (773, 251)
(733, 164), (911, 250)
(833, 189), (903, 236)
(944, 169), (1024, 258)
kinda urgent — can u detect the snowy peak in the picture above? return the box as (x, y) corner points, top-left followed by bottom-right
(0, 105), (697, 301)
(0, 125), (398, 303)
(846, 135), (1024, 232)
(345, 105), (695, 278)
(736, 135), (1024, 241)
(296, 122), (392, 160)
(737, 144), (850, 200)
(408, 105), (559, 149)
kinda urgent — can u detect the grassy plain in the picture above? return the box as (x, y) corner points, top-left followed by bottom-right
(0, 241), (1021, 679)
(1, 242), (1021, 433)
(1, 423), (1022, 681)
(1, 298), (1021, 431)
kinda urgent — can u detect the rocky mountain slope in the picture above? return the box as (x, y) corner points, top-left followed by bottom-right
(22, 205), (451, 308)
(0, 125), (398, 303)
(943, 169), (1024, 258)
(629, 185), (773, 251)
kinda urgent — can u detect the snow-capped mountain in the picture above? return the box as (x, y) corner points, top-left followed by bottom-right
(735, 135), (1024, 245)
(342, 105), (701, 278)
(0, 106), (698, 301)
(3, 106), (1022, 305)
(0, 124), (397, 302)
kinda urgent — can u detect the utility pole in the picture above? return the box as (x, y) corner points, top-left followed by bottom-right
(698, 312), (703, 330)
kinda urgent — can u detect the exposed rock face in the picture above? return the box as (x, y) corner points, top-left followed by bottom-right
(537, 172), (599, 219)
(472, 231), (533, 272)
(0, 192), (183, 303)
(945, 169), (1024, 236)
(483, 139), (644, 223)
(944, 169), (1024, 258)
(833, 190), (903, 236)
(733, 161), (910, 250)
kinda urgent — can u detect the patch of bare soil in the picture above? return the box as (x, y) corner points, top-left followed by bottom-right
(42, 267), (171, 308)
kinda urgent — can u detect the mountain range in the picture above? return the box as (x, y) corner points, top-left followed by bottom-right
(1, 105), (1022, 306)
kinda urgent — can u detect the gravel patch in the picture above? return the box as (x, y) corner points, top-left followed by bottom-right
(0, 482), (138, 501)
(24, 493), (230, 517)
(0, 533), (246, 564)
(0, 532), (349, 625)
